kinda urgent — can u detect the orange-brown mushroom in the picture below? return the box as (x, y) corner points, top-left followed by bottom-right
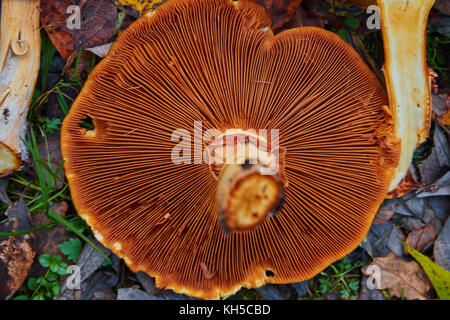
(61, 0), (399, 299)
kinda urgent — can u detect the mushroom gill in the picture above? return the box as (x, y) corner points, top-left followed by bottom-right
(61, 0), (399, 299)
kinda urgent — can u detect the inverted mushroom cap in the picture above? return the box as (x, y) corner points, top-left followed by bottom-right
(61, 0), (398, 299)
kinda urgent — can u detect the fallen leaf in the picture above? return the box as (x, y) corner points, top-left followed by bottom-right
(0, 178), (10, 204)
(0, 200), (35, 299)
(387, 169), (422, 199)
(86, 42), (113, 58)
(362, 222), (405, 257)
(292, 281), (309, 298)
(434, 217), (450, 271)
(136, 272), (160, 295)
(256, 0), (303, 32)
(117, 287), (163, 300)
(41, 0), (117, 59)
(29, 202), (72, 278)
(113, 0), (164, 17)
(428, 196), (450, 222)
(417, 171), (450, 198)
(80, 270), (117, 300)
(434, 0), (450, 15)
(373, 209), (395, 225)
(404, 224), (437, 254)
(58, 237), (111, 299)
(431, 93), (449, 120)
(362, 252), (431, 300)
(417, 125), (450, 186)
(404, 242), (450, 300)
(359, 275), (386, 300)
(37, 134), (65, 189)
(294, 0), (338, 29)
(63, 50), (97, 84)
(256, 284), (296, 300)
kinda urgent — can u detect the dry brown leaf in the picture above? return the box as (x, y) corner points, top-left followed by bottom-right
(404, 224), (437, 254)
(373, 209), (395, 225)
(0, 199), (35, 299)
(386, 169), (422, 199)
(256, 0), (303, 32)
(41, 0), (117, 59)
(362, 252), (432, 300)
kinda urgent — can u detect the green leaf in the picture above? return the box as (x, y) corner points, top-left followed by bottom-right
(27, 277), (38, 290)
(59, 238), (83, 262)
(51, 282), (61, 297)
(13, 295), (29, 300)
(349, 280), (359, 291)
(344, 14), (360, 30)
(47, 271), (59, 282)
(404, 242), (450, 300)
(38, 254), (52, 267)
(67, 217), (89, 234)
(57, 263), (68, 275)
(33, 293), (45, 300)
(336, 29), (347, 42)
(340, 289), (350, 299)
(43, 117), (62, 134)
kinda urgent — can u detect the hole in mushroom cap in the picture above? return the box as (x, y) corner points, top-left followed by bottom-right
(79, 115), (95, 132)
(265, 269), (275, 277)
(78, 115), (107, 139)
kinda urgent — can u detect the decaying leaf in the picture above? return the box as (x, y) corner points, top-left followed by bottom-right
(386, 169), (422, 199)
(362, 252), (431, 300)
(434, 217), (450, 271)
(373, 209), (395, 225)
(41, 0), (117, 59)
(417, 125), (450, 186)
(63, 50), (97, 84)
(405, 242), (450, 300)
(0, 178), (10, 204)
(0, 199), (35, 299)
(431, 93), (449, 124)
(85, 43), (113, 58)
(256, 0), (303, 32)
(117, 287), (164, 300)
(30, 201), (72, 278)
(362, 222), (405, 257)
(404, 224), (437, 254)
(58, 237), (111, 300)
(113, 0), (165, 17)
(417, 171), (450, 198)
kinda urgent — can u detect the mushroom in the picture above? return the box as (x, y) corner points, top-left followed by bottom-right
(0, 0), (40, 176)
(377, 0), (436, 191)
(61, 0), (399, 299)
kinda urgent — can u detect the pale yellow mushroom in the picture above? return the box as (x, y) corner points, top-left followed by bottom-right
(0, 0), (40, 176)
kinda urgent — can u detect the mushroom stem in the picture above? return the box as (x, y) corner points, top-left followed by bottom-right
(0, 0), (40, 176)
(214, 130), (286, 233)
(377, 0), (435, 191)
(217, 162), (284, 233)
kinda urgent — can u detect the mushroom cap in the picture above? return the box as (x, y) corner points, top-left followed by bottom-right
(61, 0), (398, 299)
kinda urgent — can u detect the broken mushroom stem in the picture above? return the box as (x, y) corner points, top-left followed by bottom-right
(214, 130), (286, 233)
(377, 0), (435, 191)
(0, 0), (40, 176)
